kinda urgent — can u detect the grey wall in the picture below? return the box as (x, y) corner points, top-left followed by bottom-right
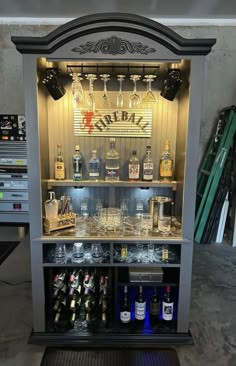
(1, 23), (236, 162)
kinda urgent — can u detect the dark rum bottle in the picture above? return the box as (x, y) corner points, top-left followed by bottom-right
(150, 287), (160, 323)
(120, 286), (131, 324)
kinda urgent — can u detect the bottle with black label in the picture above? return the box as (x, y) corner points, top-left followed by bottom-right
(143, 146), (153, 181)
(135, 286), (146, 322)
(162, 285), (174, 321)
(150, 287), (160, 323)
(73, 145), (83, 181)
(120, 286), (131, 324)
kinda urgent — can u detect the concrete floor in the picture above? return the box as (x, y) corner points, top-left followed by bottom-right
(0, 230), (236, 366)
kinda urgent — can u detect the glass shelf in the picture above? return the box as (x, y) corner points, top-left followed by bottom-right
(41, 216), (182, 241)
(45, 179), (177, 190)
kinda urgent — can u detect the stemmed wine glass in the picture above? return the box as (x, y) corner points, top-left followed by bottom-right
(116, 75), (126, 108)
(100, 74), (111, 109)
(142, 74), (157, 104)
(129, 74), (141, 108)
(71, 73), (84, 109)
(86, 74), (97, 111)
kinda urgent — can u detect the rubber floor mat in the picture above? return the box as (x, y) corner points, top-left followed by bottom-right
(40, 348), (181, 366)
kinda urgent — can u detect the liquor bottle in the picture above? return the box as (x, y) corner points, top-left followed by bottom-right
(162, 285), (174, 321)
(159, 140), (173, 181)
(83, 287), (95, 321)
(150, 287), (160, 322)
(100, 286), (108, 323)
(55, 144), (65, 180)
(89, 149), (100, 180)
(72, 145), (83, 181)
(128, 150), (140, 181)
(120, 286), (131, 324)
(53, 271), (67, 297)
(121, 244), (128, 262)
(135, 286), (146, 322)
(105, 137), (120, 181)
(143, 146), (153, 181)
(161, 244), (169, 264)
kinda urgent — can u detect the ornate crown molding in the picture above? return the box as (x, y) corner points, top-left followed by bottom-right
(72, 36), (156, 55)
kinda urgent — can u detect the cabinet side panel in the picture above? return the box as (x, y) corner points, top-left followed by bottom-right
(182, 57), (205, 240)
(175, 60), (190, 219)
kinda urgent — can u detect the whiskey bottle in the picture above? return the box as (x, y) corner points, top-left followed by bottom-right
(143, 146), (153, 181)
(55, 144), (65, 180)
(120, 286), (131, 324)
(135, 286), (146, 322)
(128, 150), (140, 181)
(73, 145), (83, 181)
(159, 140), (173, 181)
(162, 285), (174, 321)
(105, 137), (120, 181)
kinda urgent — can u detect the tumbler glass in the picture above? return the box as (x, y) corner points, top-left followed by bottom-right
(72, 242), (84, 263)
(55, 243), (66, 264)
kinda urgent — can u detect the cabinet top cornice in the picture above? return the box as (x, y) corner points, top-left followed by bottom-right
(11, 12), (216, 56)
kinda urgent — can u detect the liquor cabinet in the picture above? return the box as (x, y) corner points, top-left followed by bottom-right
(12, 13), (215, 345)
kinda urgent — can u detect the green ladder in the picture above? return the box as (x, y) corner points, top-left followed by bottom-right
(194, 106), (236, 244)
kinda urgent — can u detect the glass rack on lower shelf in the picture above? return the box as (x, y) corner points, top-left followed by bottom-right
(43, 243), (181, 266)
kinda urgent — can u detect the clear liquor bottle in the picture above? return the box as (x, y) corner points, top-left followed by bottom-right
(105, 138), (120, 181)
(128, 150), (140, 181)
(159, 140), (173, 181)
(89, 149), (100, 180)
(143, 145), (153, 181)
(73, 145), (83, 181)
(55, 144), (65, 180)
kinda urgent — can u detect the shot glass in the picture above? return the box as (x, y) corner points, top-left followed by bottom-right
(72, 242), (84, 263)
(55, 243), (66, 264)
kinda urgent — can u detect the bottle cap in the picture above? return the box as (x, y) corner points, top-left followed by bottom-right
(75, 145), (80, 150)
(92, 149), (97, 153)
(110, 137), (115, 142)
(132, 150), (137, 155)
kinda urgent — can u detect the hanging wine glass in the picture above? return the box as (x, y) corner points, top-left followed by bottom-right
(100, 74), (111, 109)
(116, 75), (126, 108)
(86, 74), (97, 111)
(129, 75), (141, 108)
(71, 73), (84, 109)
(142, 74), (157, 104)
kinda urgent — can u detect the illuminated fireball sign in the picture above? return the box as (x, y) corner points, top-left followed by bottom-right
(74, 109), (152, 137)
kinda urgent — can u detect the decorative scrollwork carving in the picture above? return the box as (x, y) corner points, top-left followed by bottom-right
(72, 36), (156, 55)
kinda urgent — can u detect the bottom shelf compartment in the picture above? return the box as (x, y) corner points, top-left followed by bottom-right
(44, 266), (179, 336)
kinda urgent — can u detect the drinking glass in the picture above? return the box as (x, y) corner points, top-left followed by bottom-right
(142, 74), (157, 104)
(71, 72), (84, 108)
(116, 74), (126, 108)
(129, 75), (141, 108)
(148, 243), (155, 262)
(91, 243), (103, 263)
(72, 242), (84, 263)
(81, 197), (89, 218)
(86, 74), (97, 111)
(55, 243), (66, 264)
(140, 213), (153, 234)
(136, 243), (144, 262)
(100, 74), (111, 109)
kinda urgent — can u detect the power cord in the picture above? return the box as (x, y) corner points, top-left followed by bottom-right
(0, 279), (32, 286)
